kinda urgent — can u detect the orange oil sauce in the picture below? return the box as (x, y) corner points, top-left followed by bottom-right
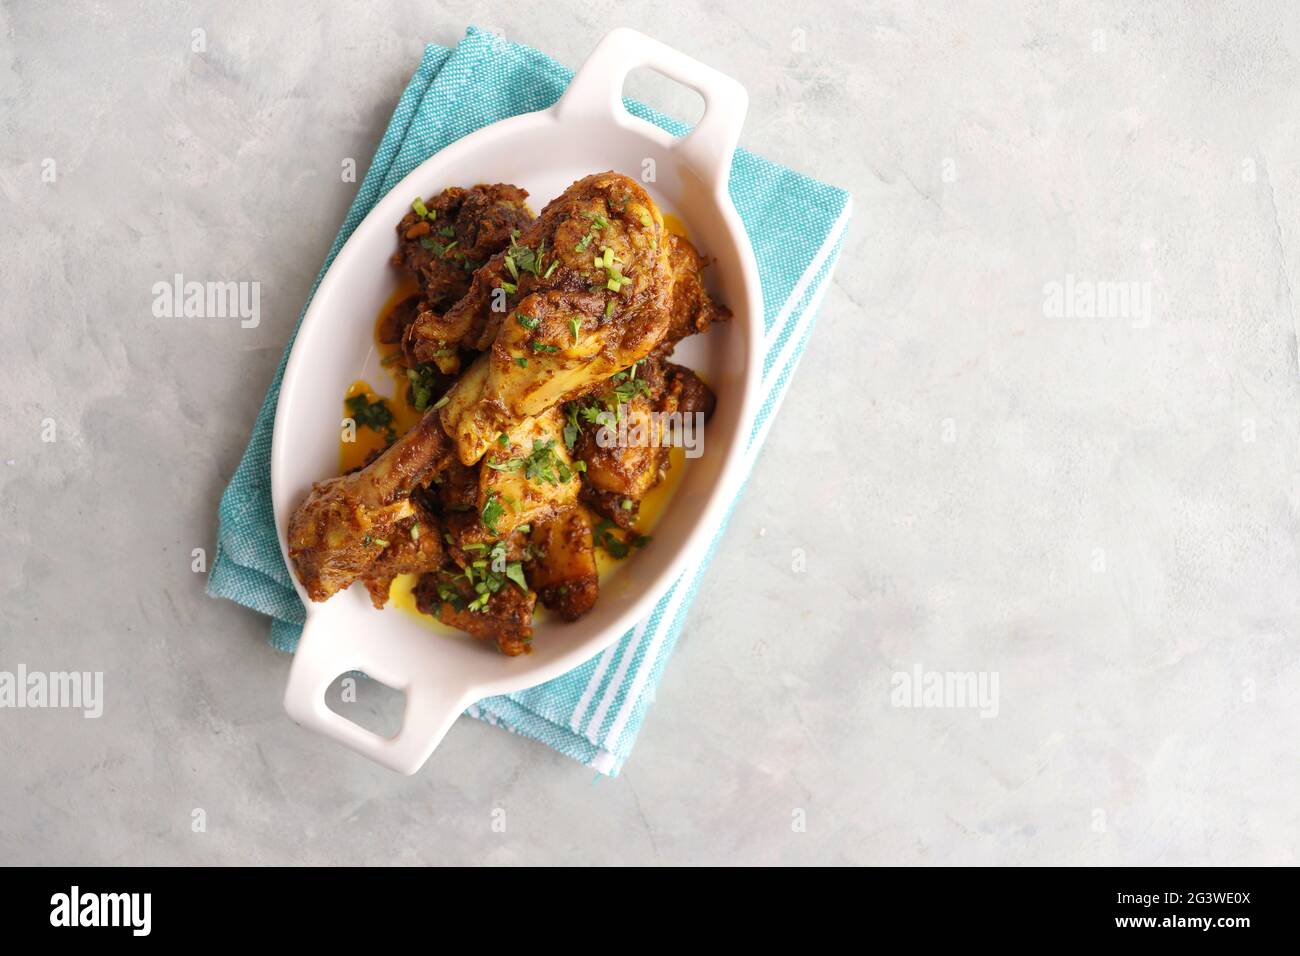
(662, 212), (688, 238)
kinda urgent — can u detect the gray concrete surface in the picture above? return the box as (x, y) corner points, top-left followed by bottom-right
(3, 0), (1300, 865)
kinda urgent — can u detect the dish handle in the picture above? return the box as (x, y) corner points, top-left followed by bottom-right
(283, 606), (472, 775)
(555, 27), (749, 191)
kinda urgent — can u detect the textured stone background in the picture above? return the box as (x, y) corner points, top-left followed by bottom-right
(3, 1), (1300, 864)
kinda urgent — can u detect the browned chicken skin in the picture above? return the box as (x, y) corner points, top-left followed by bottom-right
(395, 184), (533, 370)
(528, 509), (599, 620)
(659, 232), (731, 352)
(414, 569), (536, 657)
(288, 412), (453, 602)
(436, 172), (680, 465)
(571, 358), (716, 528)
(359, 492), (445, 608)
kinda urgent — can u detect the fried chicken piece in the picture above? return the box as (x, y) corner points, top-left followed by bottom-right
(359, 493), (445, 608)
(435, 172), (680, 464)
(433, 408), (581, 560)
(528, 509), (599, 620)
(393, 184), (533, 309)
(572, 359), (716, 528)
(414, 567), (536, 656)
(288, 412), (453, 602)
(396, 184), (533, 370)
(476, 407), (581, 537)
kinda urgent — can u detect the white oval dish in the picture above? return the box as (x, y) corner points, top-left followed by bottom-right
(272, 28), (763, 773)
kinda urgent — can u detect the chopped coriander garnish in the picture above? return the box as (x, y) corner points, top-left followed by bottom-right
(516, 313), (540, 331)
(500, 280), (517, 294)
(610, 371), (651, 406)
(485, 456), (523, 473)
(604, 300), (615, 320)
(481, 492), (504, 534)
(488, 439), (575, 485)
(515, 356), (528, 368)
(405, 363), (440, 411)
(592, 519), (651, 559)
(596, 246), (627, 291)
(569, 317), (581, 343)
(498, 432), (509, 447)
(411, 198), (429, 218)
(593, 520), (629, 558)
(505, 233), (545, 277)
(454, 540), (530, 614)
(524, 438), (573, 485)
(530, 341), (559, 353)
(563, 404), (581, 450)
(345, 394), (396, 444)
(419, 237), (458, 258)
(544, 260), (559, 279)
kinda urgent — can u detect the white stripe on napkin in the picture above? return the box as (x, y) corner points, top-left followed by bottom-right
(762, 198), (855, 356)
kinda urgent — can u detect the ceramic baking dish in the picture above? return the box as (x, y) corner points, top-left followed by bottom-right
(272, 28), (763, 773)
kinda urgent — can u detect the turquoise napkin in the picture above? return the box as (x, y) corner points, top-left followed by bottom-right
(208, 26), (851, 775)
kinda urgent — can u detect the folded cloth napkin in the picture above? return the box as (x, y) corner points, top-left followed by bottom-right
(208, 26), (852, 776)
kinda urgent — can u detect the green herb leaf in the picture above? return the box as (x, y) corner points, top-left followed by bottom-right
(405, 364), (440, 411)
(563, 404), (581, 451)
(481, 492), (504, 534)
(345, 394), (396, 444)
(593, 519), (631, 559)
